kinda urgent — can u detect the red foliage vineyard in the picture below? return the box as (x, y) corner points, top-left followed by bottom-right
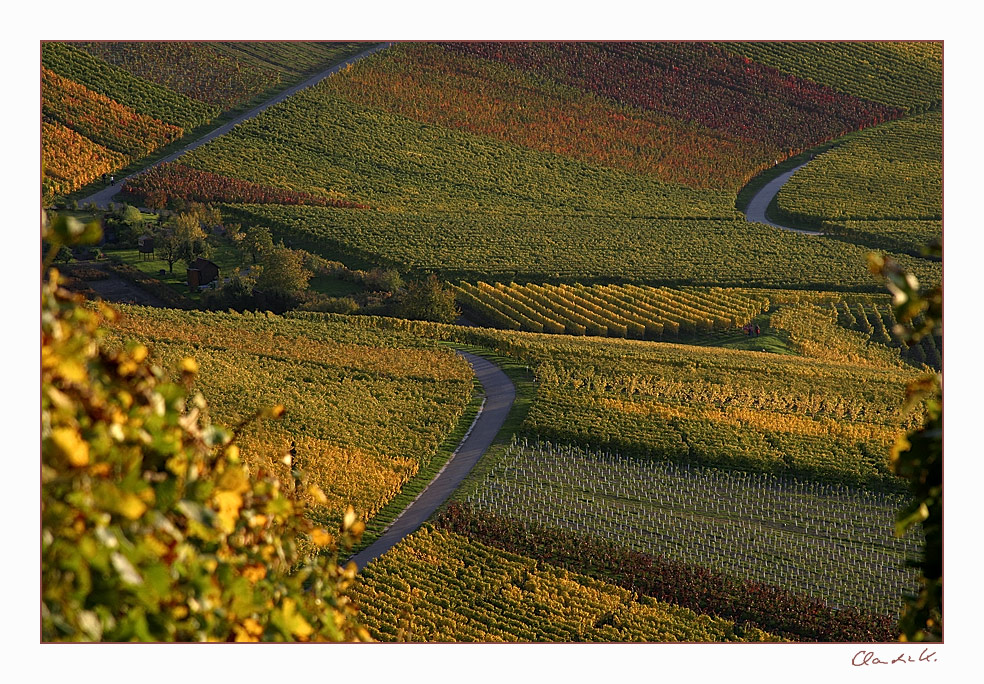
(327, 44), (775, 190)
(42, 68), (182, 158)
(437, 503), (896, 643)
(42, 121), (129, 196)
(442, 42), (903, 153)
(121, 163), (371, 210)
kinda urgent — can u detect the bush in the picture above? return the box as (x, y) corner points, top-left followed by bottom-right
(364, 268), (403, 293)
(394, 274), (459, 323)
(296, 294), (360, 314)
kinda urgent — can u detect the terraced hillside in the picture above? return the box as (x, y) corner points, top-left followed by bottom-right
(41, 41), (368, 198)
(281, 314), (931, 639)
(120, 41), (941, 290)
(43, 40), (943, 645)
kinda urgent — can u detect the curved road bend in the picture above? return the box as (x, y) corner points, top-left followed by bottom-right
(81, 42), (393, 210)
(349, 350), (516, 570)
(744, 160), (823, 236)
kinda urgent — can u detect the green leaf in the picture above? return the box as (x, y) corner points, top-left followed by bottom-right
(896, 500), (929, 537)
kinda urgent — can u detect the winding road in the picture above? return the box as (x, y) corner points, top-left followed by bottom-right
(70, 43), (826, 570)
(743, 160), (823, 236)
(79, 42), (392, 210)
(71, 41), (518, 571)
(349, 350), (516, 570)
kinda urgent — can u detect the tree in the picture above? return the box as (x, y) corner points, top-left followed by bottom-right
(396, 273), (459, 323)
(42, 211), (370, 642)
(869, 242), (942, 642)
(364, 268), (403, 293)
(241, 225), (274, 265)
(122, 205), (144, 228)
(155, 212), (210, 274)
(255, 244), (312, 294)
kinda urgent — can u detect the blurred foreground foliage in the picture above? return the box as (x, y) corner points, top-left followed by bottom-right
(41, 211), (370, 642)
(869, 240), (942, 642)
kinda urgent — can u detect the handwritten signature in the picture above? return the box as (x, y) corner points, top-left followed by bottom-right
(852, 648), (938, 666)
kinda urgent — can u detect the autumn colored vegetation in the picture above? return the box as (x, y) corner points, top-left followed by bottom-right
(327, 43), (774, 191)
(40, 41), (371, 201)
(41, 214), (371, 642)
(73, 41), (284, 110)
(461, 438), (918, 615)
(169, 42), (940, 290)
(102, 306), (473, 529)
(42, 41), (219, 130)
(778, 113), (941, 222)
(720, 41), (942, 114)
(351, 526), (784, 643)
(122, 162), (371, 210)
(441, 42), (903, 152)
(42, 121), (129, 196)
(437, 502), (898, 642)
(455, 282), (770, 338)
(41, 40), (943, 643)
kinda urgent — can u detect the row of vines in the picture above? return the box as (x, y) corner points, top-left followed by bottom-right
(455, 282), (770, 339)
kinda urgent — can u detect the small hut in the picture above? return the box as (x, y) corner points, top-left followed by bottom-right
(187, 258), (219, 288)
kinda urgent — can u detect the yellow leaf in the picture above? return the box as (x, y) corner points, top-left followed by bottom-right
(280, 598), (313, 639)
(242, 564), (267, 583)
(57, 359), (87, 384)
(50, 427), (89, 467)
(217, 465), (249, 493)
(117, 493), (147, 520)
(310, 528), (334, 546)
(45, 386), (74, 411)
(131, 344), (148, 363)
(343, 505), (357, 530)
(180, 357), (199, 374)
(213, 490), (243, 534)
(307, 484), (328, 505)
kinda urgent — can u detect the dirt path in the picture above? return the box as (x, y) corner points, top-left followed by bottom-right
(78, 43), (392, 210)
(349, 350), (516, 570)
(743, 160), (824, 236)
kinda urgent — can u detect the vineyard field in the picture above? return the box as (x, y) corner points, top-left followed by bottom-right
(455, 282), (771, 339)
(441, 42), (902, 152)
(40, 41), (370, 200)
(178, 85), (738, 218)
(41, 39), (944, 646)
(42, 121), (129, 196)
(41, 41), (218, 130)
(461, 438), (919, 615)
(352, 526), (784, 642)
(437, 503), (898, 642)
(73, 41), (285, 109)
(104, 307), (473, 528)
(447, 327), (924, 488)
(776, 112), (942, 224)
(720, 41), (943, 114)
(42, 68), (183, 159)
(223, 205), (943, 288)
(325, 43), (776, 191)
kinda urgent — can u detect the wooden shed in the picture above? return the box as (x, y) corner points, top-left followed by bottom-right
(187, 258), (219, 288)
